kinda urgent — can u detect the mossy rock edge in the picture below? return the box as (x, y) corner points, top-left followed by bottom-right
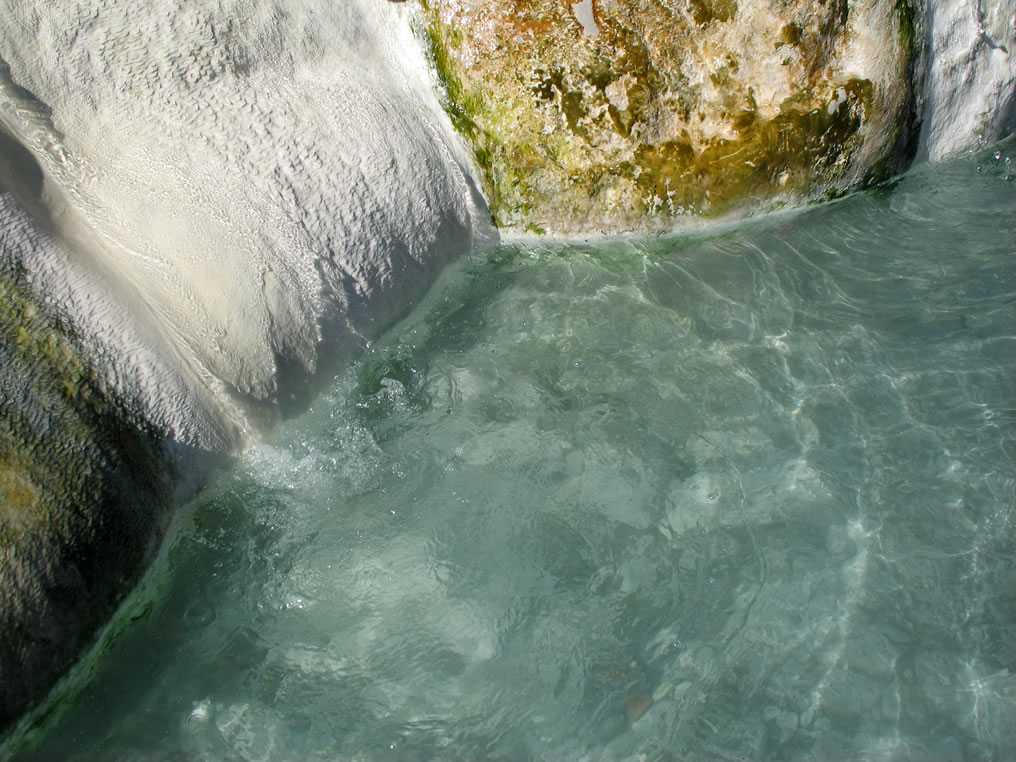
(420, 0), (920, 233)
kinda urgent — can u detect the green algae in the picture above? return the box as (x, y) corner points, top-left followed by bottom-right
(480, 75), (871, 224)
(895, 0), (917, 63)
(780, 22), (804, 46)
(0, 269), (106, 546)
(0, 452), (38, 521)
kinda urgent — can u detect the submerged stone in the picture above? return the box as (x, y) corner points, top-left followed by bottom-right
(420, 0), (921, 233)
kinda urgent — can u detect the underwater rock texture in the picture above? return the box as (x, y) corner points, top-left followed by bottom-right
(420, 0), (922, 233)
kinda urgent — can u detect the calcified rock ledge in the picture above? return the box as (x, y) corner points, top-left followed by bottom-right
(418, 0), (941, 233)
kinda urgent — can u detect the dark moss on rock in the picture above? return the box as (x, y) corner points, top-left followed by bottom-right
(688, 0), (738, 25)
(0, 253), (176, 737)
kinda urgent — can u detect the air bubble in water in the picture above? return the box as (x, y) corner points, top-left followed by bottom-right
(186, 699), (212, 729)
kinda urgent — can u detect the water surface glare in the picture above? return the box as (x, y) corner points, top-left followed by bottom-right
(17, 140), (1016, 760)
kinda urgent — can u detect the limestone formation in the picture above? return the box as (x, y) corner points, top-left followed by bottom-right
(419, 0), (922, 233)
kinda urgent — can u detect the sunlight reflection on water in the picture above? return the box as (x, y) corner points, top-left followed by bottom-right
(14, 137), (1016, 762)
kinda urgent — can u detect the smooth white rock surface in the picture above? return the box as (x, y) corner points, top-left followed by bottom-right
(0, 0), (489, 449)
(918, 0), (1016, 158)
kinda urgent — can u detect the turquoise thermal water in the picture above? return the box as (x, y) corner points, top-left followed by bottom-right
(14, 139), (1016, 760)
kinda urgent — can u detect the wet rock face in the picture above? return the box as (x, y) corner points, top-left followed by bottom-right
(421, 0), (920, 233)
(0, 226), (177, 734)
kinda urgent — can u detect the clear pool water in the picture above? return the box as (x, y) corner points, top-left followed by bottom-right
(13, 139), (1016, 761)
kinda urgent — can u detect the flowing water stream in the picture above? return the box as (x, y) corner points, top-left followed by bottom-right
(12, 138), (1016, 760)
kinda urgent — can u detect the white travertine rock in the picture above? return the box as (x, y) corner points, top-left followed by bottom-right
(918, 0), (1016, 159)
(0, 0), (487, 737)
(1, 0), (488, 443)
